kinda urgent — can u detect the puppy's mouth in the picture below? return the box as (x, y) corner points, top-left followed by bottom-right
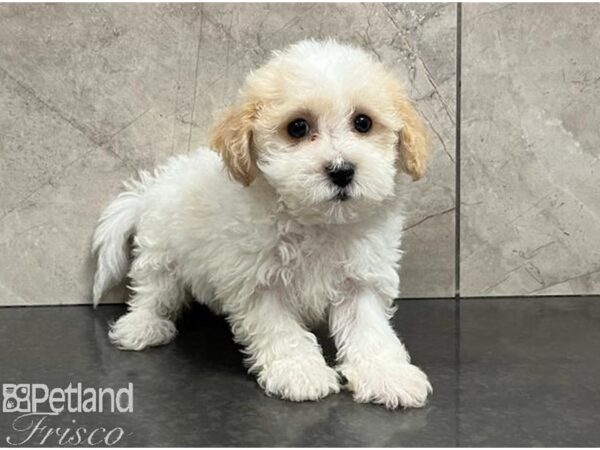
(333, 189), (350, 202)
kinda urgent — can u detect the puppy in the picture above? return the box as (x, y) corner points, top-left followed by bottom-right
(92, 40), (432, 409)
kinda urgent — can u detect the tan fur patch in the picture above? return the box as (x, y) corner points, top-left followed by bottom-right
(209, 101), (261, 186)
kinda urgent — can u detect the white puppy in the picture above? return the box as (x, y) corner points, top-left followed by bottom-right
(92, 39), (432, 409)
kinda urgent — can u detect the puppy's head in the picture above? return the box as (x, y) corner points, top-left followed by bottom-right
(210, 40), (429, 224)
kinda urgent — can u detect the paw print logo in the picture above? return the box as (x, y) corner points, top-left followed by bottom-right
(2, 384), (31, 413)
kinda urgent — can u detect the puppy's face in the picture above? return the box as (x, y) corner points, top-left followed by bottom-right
(210, 41), (429, 225)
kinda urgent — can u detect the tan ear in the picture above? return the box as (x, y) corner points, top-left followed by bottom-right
(396, 98), (430, 181)
(209, 102), (260, 186)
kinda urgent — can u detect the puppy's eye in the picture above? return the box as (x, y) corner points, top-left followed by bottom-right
(287, 118), (310, 139)
(353, 114), (372, 133)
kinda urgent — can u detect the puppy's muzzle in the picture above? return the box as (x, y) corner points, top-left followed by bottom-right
(325, 162), (355, 188)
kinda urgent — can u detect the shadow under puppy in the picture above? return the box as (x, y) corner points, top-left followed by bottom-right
(92, 40), (431, 409)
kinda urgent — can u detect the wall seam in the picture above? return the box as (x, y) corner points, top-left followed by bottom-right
(455, 3), (463, 300)
(454, 3), (462, 447)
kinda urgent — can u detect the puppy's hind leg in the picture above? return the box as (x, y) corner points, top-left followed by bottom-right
(109, 252), (185, 351)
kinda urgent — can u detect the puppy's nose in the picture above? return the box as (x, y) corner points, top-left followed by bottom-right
(326, 162), (355, 188)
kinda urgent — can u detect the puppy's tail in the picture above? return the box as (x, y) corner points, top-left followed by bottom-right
(92, 175), (148, 307)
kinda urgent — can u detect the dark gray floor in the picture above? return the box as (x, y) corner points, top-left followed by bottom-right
(1, 298), (599, 447)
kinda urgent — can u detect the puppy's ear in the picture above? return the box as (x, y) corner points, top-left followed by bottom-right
(209, 102), (260, 186)
(396, 97), (430, 181)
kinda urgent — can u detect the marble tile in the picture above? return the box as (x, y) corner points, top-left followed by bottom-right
(0, 4), (199, 305)
(0, 3), (456, 304)
(459, 298), (600, 446)
(0, 300), (458, 446)
(2, 298), (600, 445)
(0, 3), (201, 158)
(461, 4), (600, 296)
(0, 70), (96, 219)
(189, 3), (457, 298)
(0, 148), (132, 306)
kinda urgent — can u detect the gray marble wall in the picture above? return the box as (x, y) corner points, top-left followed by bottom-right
(0, 3), (455, 305)
(0, 3), (597, 305)
(461, 4), (600, 296)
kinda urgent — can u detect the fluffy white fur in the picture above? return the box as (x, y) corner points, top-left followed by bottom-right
(93, 40), (432, 409)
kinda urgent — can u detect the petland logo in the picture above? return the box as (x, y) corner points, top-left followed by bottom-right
(2, 383), (133, 446)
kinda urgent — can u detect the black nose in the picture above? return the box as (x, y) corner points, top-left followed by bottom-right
(326, 162), (355, 188)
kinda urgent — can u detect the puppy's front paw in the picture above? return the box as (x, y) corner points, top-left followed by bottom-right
(340, 359), (432, 409)
(258, 357), (340, 402)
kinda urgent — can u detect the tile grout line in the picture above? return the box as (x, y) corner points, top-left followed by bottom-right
(2, 293), (599, 309)
(455, 3), (463, 301)
(460, 293), (600, 300)
(454, 3), (462, 447)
